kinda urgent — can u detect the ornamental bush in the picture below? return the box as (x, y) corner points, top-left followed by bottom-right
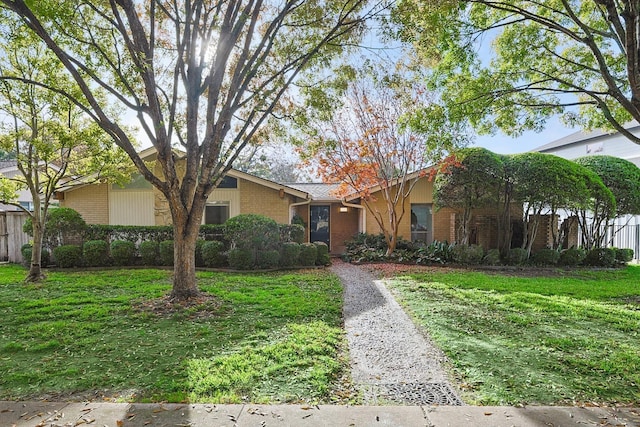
(83, 240), (110, 267)
(506, 247), (529, 265)
(53, 245), (82, 268)
(280, 242), (301, 267)
(558, 247), (586, 266)
(139, 241), (159, 265)
(227, 248), (253, 270)
(584, 248), (617, 267)
(20, 245), (50, 268)
(257, 250), (281, 269)
(451, 244), (484, 265)
(24, 207), (87, 248)
(530, 248), (560, 266)
(314, 241), (330, 266)
(483, 248), (502, 266)
(615, 248), (634, 264)
(110, 240), (136, 266)
(280, 224), (305, 244)
(159, 240), (174, 266)
(299, 243), (318, 266)
(224, 214), (280, 251)
(201, 240), (226, 268)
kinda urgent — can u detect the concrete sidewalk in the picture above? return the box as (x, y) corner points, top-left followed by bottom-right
(1, 401), (639, 427)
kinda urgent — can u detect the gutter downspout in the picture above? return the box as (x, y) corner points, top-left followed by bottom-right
(341, 200), (366, 234)
(289, 196), (311, 223)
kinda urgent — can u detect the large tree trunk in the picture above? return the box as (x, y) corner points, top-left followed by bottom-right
(170, 212), (201, 301)
(26, 218), (46, 283)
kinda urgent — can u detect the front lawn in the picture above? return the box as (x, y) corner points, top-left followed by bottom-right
(384, 265), (640, 405)
(0, 265), (348, 404)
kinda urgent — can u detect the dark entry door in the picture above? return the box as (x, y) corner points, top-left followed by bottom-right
(310, 205), (330, 248)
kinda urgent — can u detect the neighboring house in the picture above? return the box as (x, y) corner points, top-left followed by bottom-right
(532, 123), (640, 259)
(0, 161), (35, 212)
(534, 122), (640, 166)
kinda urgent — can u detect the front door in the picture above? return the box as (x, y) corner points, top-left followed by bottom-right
(310, 205), (330, 248)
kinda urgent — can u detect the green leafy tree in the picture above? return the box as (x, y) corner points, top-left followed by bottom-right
(574, 155), (640, 248)
(392, 0), (640, 143)
(434, 147), (503, 245)
(510, 153), (612, 255)
(0, 0), (383, 299)
(0, 23), (131, 282)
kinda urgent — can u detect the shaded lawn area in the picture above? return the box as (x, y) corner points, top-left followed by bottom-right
(0, 265), (348, 404)
(384, 265), (640, 406)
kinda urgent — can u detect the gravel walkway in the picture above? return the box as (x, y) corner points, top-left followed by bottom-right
(330, 260), (463, 406)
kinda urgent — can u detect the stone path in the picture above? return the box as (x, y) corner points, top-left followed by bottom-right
(330, 260), (462, 406)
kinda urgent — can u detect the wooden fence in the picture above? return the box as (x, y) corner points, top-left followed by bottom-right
(0, 211), (30, 263)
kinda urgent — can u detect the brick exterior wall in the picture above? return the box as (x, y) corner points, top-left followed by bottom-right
(330, 204), (359, 254)
(239, 179), (291, 224)
(61, 183), (109, 224)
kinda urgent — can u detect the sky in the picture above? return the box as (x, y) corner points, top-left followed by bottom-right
(473, 116), (578, 155)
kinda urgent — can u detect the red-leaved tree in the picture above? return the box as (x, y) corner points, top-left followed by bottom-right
(303, 72), (466, 255)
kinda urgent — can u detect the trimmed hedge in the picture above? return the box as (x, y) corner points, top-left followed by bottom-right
(159, 240), (174, 266)
(53, 245), (82, 268)
(483, 248), (501, 266)
(452, 244), (484, 264)
(531, 248), (560, 266)
(228, 248), (253, 270)
(280, 242), (301, 267)
(201, 240), (226, 268)
(110, 240), (136, 266)
(558, 247), (586, 266)
(139, 241), (159, 266)
(584, 248), (617, 267)
(314, 241), (330, 266)
(83, 240), (109, 267)
(257, 250), (281, 269)
(506, 248), (529, 265)
(299, 243), (318, 266)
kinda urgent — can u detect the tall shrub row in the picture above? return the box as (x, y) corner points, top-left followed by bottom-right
(27, 211), (319, 270)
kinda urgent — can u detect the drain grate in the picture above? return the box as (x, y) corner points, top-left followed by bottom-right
(364, 382), (463, 406)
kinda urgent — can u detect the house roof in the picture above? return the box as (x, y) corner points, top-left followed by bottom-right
(287, 183), (341, 202)
(226, 169), (310, 199)
(533, 122), (640, 152)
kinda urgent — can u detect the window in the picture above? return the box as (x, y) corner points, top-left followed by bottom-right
(218, 176), (238, 188)
(205, 203), (229, 224)
(411, 204), (432, 243)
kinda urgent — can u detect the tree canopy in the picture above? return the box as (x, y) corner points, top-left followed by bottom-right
(392, 0), (640, 143)
(0, 0), (384, 299)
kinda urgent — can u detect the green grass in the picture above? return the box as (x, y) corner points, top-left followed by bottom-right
(0, 265), (347, 403)
(385, 266), (640, 405)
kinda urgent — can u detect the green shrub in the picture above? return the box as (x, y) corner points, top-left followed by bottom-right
(531, 248), (560, 266)
(110, 240), (136, 266)
(584, 248), (617, 267)
(506, 247), (529, 265)
(299, 243), (318, 266)
(20, 245), (49, 268)
(224, 214), (280, 251)
(280, 242), (301, 267)
(24, 207), (87, 248)
(615, 248), (634, 264)
(452, 244), (484, 264)
(415, 240), (455, 265)
(314, 241), (330, 266)
(139, 241), (159, 265)
(53, 245), (82, 268)
(558, 247), (586, 266)
(257, 250), (281, 269)
(159, 240), (174, 266)
(83, 240), (110, 267)
(280, 224), (305, 244)
(195, 239), (205, 267)
(483, 249), (502, 266)
(201, 240), (226, 268)
(227, 248), (253, 270)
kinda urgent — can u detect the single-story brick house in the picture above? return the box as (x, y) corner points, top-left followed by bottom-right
(56, 148), (514, 254)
